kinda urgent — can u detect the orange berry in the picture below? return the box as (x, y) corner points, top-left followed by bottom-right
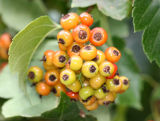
(90, 27), (107, 46)
(80, 12), (93, 26)
(72, 24), (90, 43)
(0, 33), (11, 49)
(52, 82), (66, 97)
(105, 47), (121, 63)
(60, 13), (80, 30)
(36, 82), (51, 96)
(41, 50), (55, 66)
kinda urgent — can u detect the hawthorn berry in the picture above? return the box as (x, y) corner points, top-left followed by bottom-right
(36, 82), (51, 96)
(80, 12), (93, 26)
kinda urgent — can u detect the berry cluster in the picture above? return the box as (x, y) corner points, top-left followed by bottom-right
(0, 33), (11, 60)
(28, 12), (130, 111)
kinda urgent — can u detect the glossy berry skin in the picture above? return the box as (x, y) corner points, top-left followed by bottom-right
(85, 100), (99, 111)
(90, 27), (107, 46)
(0, 33), (11, 49)
(92, 50), (105, 65)
(106, 76), (122, 93)
(60, 13), (80, 30)
(57, 30), (73, 47)
(99, 61), (114, 77)
(106, 63), (118, 79)
(28, 66), (43, 83)
(82, 61), (99, 78)
(80, 12), (93, 26)
(69, 55), (83, 71)
(0, 47), (8, 60)
(45, 69), (59, 86)
(80, 96), (96, 106)
(66, 80), (81, 92)
(67, 42), (84, 57)
(98, 92), (116, 105)
(119, 76), (129, 93)
(43, 62), (57, 71)
(105, 47), (121, 63)
(72, 24), (90, 43)
(82, 80), (90, 87)
(60, 69), (76, 86)
(79, 86), (94, 100)
(36, 82), (51, 96)
(80, 45), (97, 61)
(53, 51), (68, 68)
(94, 88), (107, 99)
(52, 82), (66, 97)
(66, 91), (79, 100)
(42, 50), (55, 66)
(59, 43), (67, 51)
(89, 73), (106, 89)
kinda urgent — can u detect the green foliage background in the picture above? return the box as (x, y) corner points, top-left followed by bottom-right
(0, 0), (160, 121)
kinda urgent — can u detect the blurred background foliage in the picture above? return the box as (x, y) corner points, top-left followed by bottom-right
(0, 0), (160, 121)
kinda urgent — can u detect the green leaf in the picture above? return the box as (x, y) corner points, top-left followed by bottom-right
(9, 16), (60, 90)
(42, 93), (96, 121)
(71, 0), (131, 20)
(0, 0), (46, 31)
(133, 0), (160, 66)
(0, 66), (58, 118)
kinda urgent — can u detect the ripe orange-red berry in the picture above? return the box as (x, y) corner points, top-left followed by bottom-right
(36, 82), (51, 96)
(41, 50), (55, 66)
(80, 12), (93, 26)
(105, 47), (121, 63)
(72, 24), (90, 43)
(0, 33), (11, 49)
(66, 91), (79, 100)
(60, 13), (80, 30)
(90, 27), (107, 46)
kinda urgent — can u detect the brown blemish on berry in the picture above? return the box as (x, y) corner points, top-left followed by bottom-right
(92, 55), (99, 61)
(89, 65), (96, 73)
(84, 45), (91, 50)
(101, 84), (109, 93)
(58, 38), (65, 44)
(59, 55), (66, 63)
(113, 50), (119, 56)
(40, 56), (46, 61)
(63, 74), (69, 81)
(113, 79), (120, 85)
(52, 88), (57, 94)
(79, 30), (87, 40)
(123, 79), (128, 85)
(94, 32), (102, 41)
(103, 66), (110, 73)
(28, 72), (35, 79)
(82, 96), (92, 102)
(115, 71), (119, 76)
(72, 45), (80, 53)
(62, 14), (70, 19)
(49, 75), (56, 81)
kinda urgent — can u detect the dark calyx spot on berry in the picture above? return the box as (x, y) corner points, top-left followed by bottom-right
(52, 88), (57, 94)
(72, 45), (80, 53)
(103, 66), (110, 73)
(28, 71), (35, 79)
(59, 55), (66, 63)
(62, 14), (70, 19)
(113, 79), (120, 85)
(92, 55), (99, 61)
(63, 74), (69, 81)
(82, 96), (92, 102)
(89, 65), (96, 73)
(58, 38), (65, 44)
(101, 84), (109, 93)
(84, 45), (92, 50)
(78, 30), (87, 40)
(49, 75), (56, 81)
(40, 56), (46, 61)
(68, 59), (71, 65)
(123, 79), (128, 85)
(103, 101), (112, 106)
(115, 71), (119, 76)
(113, 50), (119, 56)
(94, 32), (102, 41)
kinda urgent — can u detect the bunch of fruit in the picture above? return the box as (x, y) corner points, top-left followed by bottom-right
(27, 12), (130, 111)
(0, 33), (11, 60)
